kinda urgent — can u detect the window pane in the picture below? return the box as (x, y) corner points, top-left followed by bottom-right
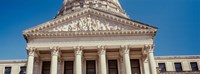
(131, 59), (140, 67)
(131, 68), (140, 74)
(190, 62), (199, 71)
(108, 60), (118, 74)
(131, 59), (141, 74)
(5, 67), (11, 74)
(19, 66), (26, 74)
(64, 61), (74, 74)
(86, 60), (96, 74)
(65, 70), (73, 74)
(109, 69), (118, 74)
(158, 63), (166, 72)
(174, 63), (182, 72)
(42, 61), (51, 74)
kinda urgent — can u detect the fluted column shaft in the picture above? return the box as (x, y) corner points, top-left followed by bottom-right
(74, 47), (83, 74)
(146, 45), (157, 74)
(50, 47), (60, 74)
(98, 46), (107, 74)
(26, 48), (36, 74)
(122, 46), (132, 74)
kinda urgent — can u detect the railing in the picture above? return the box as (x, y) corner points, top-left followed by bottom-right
(157, 67), (200, 74)
(159, 71), (200, 74)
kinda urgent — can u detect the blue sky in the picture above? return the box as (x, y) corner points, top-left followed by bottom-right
(0, 0), (199, 60)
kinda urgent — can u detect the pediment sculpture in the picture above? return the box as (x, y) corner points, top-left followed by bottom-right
(49, 16), (125, 32)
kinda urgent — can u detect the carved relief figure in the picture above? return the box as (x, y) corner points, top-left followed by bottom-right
(50, 16), (124, 32)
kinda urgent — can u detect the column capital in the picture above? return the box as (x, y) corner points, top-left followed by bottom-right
(98, 46), (106, 56)
(50, 46), (60, 56)
(120, 45), (130, 54)
(27, 47), (37, 56)
(74, 46), (83, 55)
(145, 44), (155, 53)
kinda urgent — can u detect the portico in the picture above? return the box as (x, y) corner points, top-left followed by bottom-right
(26, 44), (157, 74)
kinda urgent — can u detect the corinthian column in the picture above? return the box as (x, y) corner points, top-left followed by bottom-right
(146, 45), (157, 74)
(121, 45), (132, 74)
(98, 46), (107, 74)
(26, 47), (36, 74)
(50, 47), (60, 74)
(74, 46), (83, 74)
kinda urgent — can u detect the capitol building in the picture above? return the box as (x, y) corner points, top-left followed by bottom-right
(0, 0), (200, 74)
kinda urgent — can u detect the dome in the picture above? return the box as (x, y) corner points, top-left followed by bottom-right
(55, 0), (128, 18)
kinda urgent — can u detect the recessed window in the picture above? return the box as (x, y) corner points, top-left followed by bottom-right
(108, 60), (118, 74)
(190, 62), (199, 71)
(174, 63), (182, 72)
(19, 66), (26, 74)
(86, 60), (96, 74)
(42, 61), (51, 74)
(4, 67), (11, 74)
(64, 61), (74, 74)
(158, 63), (166, 72)
(131, 59), (141, 74)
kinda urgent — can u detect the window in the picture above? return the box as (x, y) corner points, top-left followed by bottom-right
(158, 63), (166, 72)
(190, 62), (199, 71)
(64, 61), (74, 74)
(174, 63), (182, 72)
(108, 60), (118, 74)
(19, 66), (26, 74)
(86, 60), (96, 74)
(4, 67), (11, 74)
(131, 59), (141, 74)
(42, 61), (51, 74)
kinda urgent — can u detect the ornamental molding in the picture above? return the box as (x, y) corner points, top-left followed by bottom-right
(120, 45), (130, 54)
(74, 46), (83, 56)
(27, 47), (37, 56)
(145, 44), (155, 53)
(50, 47), (60, 56)
(98, 46), (106, 56)
(155, 56), (200, 60)
(23, 8), (157, 34)
(24, 30), (156, 39)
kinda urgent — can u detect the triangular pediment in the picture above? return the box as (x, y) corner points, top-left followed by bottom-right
(45, 15), (138, 32)
(23, 8), (157, 41)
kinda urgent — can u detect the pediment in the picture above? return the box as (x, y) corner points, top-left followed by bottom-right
(23, 8), (157, 34)
(46, 15), (137, 32)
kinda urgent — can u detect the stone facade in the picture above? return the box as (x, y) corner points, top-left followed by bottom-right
(0, 56), (200, 74)
(0, 0), (199, 74)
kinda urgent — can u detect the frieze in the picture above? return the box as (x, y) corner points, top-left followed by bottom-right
(49, 15), (125, 32)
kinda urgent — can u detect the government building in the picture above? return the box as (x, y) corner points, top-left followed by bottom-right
(0, 0), (200, 74)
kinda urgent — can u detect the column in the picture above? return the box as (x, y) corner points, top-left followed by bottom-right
(146, 45), (157, 74)
(98, 46), (107, 74)
(26, 47), (36, 74)
(121, 46), (132, 74)
(74, 46), (83, 74)
(50, 47), (60, 74)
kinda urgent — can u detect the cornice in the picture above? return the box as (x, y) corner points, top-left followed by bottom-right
(24, 30), (156, 39)
(155, 55), (200, 60)
(0, 60), (27, 63)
